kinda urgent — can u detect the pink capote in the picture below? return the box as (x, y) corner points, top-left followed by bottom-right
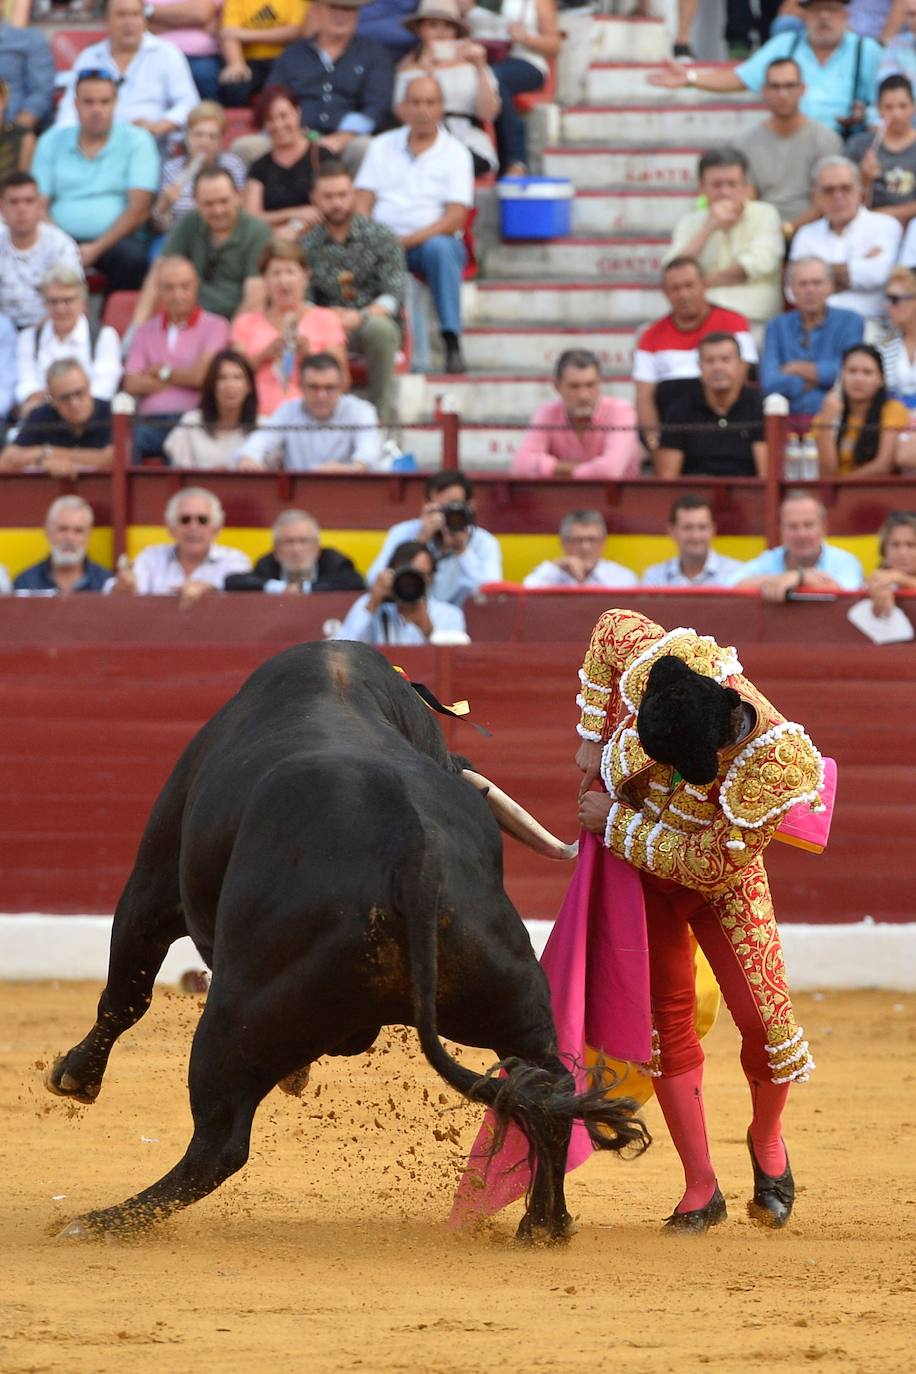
(449, 831), (652, 1225)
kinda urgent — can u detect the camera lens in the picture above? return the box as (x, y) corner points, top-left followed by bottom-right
(441, 500), (472, 533)
(391, 566), (427, 604)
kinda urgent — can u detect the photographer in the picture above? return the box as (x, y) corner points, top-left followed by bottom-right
(336, 539), (467, 645)
(366, 469), (502, 605)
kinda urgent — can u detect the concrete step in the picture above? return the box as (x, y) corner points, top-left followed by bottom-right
(462, 325), (636, 374)
(543, 145), (700, 192)
(483, 236), (667, 281)
(470, 281), (666, 325)
(417, 372), (632, 422)
(584, 61), (748, 103)
(591, 15), (668, 62)
(573, 188), (694, 235)
(560, 101), (766, 145)
(405, 424), (524, 473)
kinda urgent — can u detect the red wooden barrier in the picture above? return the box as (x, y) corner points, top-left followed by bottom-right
(0, 595), (912, 924)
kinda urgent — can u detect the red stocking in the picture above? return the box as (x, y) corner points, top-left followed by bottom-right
(653, 1064), (717, 1212)
(747, 1075), (789, 1176)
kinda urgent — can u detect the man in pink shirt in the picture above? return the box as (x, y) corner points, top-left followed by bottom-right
(510, 349), (642, 480)
(123, 254), (230, 460)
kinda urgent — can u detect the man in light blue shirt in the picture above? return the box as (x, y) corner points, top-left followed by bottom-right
(0, 23), (55, 130)
(642, 494), (746, 587)
(649, 1), (881, 138)
(31, 72), (159, 292)
(727, 490), (864, 599)
(238, 353), (382, 472)
(761, 256), (864, 414)
(337, 539), (467, 645)
(367, 469), (502, 607)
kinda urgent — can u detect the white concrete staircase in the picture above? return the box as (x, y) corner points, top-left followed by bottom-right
(404, 10), (762, 470)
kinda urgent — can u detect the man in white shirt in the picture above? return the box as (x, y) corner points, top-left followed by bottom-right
(15, 266), (123, 416)
(790, 155), (903, 322)
(523, 510), (637, 590)
(0, 174), (83, 330)
(56, 0), (199, 143)
(366, 469), (502, 606)
(641, 493), (746, 588)
(238, 352), (382, 472)
(354, 74), (473, 373)
(107, 485), (251, 607)
(337, 538), (467, 645)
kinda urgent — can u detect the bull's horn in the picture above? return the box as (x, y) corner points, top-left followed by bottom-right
(462, 769), (579, 862)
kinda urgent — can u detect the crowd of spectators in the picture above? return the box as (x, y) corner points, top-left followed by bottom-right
(0, 0), (914, 630)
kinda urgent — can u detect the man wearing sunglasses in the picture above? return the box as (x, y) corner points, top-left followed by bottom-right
(108, 485), (251, 604)
(0, 360), (113, 478)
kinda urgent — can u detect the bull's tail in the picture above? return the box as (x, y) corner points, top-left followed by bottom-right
(402, 839), (649, 1193)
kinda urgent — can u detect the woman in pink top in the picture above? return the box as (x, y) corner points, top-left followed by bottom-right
(510, 348), (642, 480)
(230, 239), (349, 416)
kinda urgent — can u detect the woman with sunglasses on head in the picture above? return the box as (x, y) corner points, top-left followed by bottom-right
(812, 343), (909, 479)
(107, 485), (252, 606)
(164, 349), (258, 470)
(867, 509), (916, 616)
(879, 265), (916, 411)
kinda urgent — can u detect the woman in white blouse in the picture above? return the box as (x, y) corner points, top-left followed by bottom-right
(460, 0), (561, 177)
(164, 349), (258, 469)
(15, 265), (122, 417)
(395, 0), (500, 175)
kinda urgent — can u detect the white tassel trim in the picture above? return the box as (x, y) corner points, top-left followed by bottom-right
(720, 721), (825, 832)
(668, 802), (711, 825)
(645, 818), (675, 870)
(603, 801), (622, 851)
(649, 780), (667, 792)
(765, 1026), (805, 1055)
(576, 724), (603, 742)
(618, 627), (743, 713)
(578, 668), (610, 696)
(684, 784), (708, 800)
(772, 1052), (815, 1085)
(576, 694), (606, 717)
(726, 839), (746, 851)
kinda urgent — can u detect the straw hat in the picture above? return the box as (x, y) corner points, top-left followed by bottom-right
(403, 0), (470, 39)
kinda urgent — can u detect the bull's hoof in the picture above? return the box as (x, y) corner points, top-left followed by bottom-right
(44, 1055), (102, 1105)
(515, 1213), (579, 1246)
(55, 1206), (156, 1242)
(278, 1065), (311, 1097)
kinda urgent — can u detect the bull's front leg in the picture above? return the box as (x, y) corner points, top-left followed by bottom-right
(46, 873), (186, 1105)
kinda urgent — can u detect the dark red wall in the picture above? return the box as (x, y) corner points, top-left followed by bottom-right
(1, 594), (911, 923)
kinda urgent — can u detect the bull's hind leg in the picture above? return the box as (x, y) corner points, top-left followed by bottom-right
(58, 976), (323, 1239)
(46, 866), (186, 1105)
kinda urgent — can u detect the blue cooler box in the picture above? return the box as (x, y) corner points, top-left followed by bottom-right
(497, 176), (573, 240)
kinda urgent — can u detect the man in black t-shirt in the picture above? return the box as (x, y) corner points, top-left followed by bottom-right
(0, 359), (113, 479)
(654, 332), (767, 479)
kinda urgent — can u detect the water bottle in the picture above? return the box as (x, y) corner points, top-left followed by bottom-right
(784, 432), (802, 480)
(800, 433), (819, 481)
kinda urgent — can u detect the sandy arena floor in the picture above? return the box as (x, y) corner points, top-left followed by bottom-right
(1, 982), (914, 1374)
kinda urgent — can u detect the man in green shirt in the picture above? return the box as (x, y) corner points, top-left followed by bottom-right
(130, 165), (270, 328)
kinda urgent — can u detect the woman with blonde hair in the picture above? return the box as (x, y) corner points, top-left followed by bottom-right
(152, 102), (247, 235)
(879, 264), (916, 411)
(230, 239), (348, 415)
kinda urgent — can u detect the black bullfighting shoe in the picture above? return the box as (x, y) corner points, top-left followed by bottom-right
(663, 1185), (727, 1235)
(746, 1131), (795, 1229)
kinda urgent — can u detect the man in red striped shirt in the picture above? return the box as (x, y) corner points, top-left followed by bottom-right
(633, 255), (757, 454)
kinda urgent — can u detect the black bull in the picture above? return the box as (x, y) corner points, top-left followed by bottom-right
(47, 642), (649, 1242)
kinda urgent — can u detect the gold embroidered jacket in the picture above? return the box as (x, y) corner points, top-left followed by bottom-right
(577, 609), (824, 897)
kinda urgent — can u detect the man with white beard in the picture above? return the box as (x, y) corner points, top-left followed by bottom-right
(13, 495), (110, 594)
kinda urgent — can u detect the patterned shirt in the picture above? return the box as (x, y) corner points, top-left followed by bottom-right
(0, 222), (84, 330)
(303, 214), (405, 317)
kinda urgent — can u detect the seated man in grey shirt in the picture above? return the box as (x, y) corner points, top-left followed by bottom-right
(739, 55), (841, 237)
(641, 493), (745, 588)
(238, 352), (382, 472)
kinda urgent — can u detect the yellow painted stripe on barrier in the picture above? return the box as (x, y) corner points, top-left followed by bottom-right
(0, 527), (884, 582)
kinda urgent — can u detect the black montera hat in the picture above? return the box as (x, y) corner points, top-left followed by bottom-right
(636, 655), (742, 786)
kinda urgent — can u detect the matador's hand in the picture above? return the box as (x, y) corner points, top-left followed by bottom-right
(578, 791), (612, 836)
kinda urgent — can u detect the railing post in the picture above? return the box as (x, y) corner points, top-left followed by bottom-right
(436, 393), (461, 470)
(763, 393), (789, 549)
(110, 391), (135, 563)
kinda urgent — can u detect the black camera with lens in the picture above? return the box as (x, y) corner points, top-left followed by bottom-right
(390, 565), (427, 604)
(439, 500), (473, 534)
